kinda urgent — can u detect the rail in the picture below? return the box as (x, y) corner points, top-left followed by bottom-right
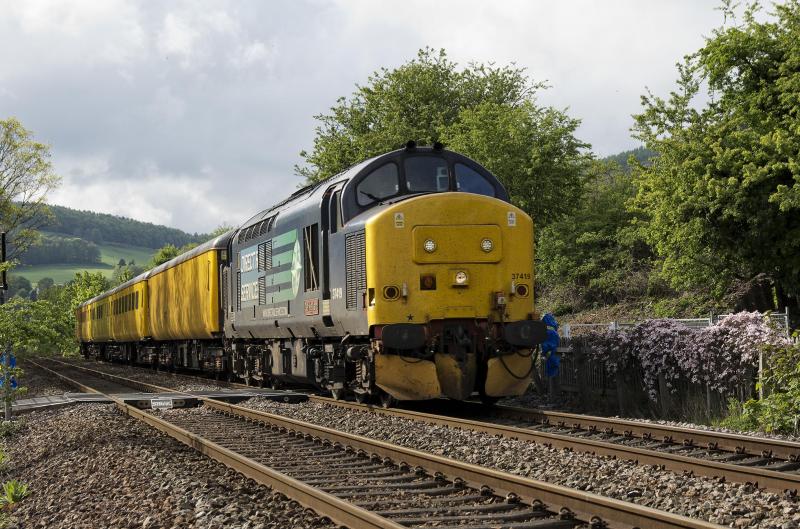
(32, 358), (727, 529)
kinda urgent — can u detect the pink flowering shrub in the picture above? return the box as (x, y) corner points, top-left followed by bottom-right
(577, 312), (788, 402)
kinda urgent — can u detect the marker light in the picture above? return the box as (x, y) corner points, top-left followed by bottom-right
(424, 239), (437, 253)
(454, 270), (468, 285)
(480, 238), (493, 252)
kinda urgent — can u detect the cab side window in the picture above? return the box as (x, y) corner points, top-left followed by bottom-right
(455, 163), (496, 197)
(356, 163), (399, 206)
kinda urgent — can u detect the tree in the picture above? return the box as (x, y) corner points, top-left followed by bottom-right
(147, 242), (199, 269)
(0, 118), (60, 262)
(6, 275), (30, 300)
(297, 48), (589, 226)
(150, 244), (180, 267)
(36, 277), (54, 293)
(208, 224), (234, 239)
(443, 101), (589, 228)
(112, 262), (145, 285)
(631, 1), (800, 315)
(117, 258), (126, 267)
(536, 160), (655, 311)
(63, 271), (109, 311)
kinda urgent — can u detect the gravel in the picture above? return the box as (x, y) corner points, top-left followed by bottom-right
(1, 404), (337, 529)
(61, 358), (231, 393)
(242, 398), (800, 528)
(18, 360), (74, 398)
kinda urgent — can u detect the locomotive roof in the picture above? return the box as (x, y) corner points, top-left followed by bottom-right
(236, 156), (373, 229)
(236, 146), (502, 231)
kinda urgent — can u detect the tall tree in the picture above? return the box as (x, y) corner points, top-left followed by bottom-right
(0, 118), (60, 261)
(536, 160), (655, 310)
(631, 1), (800, 313)
(297, 48), (589, 227)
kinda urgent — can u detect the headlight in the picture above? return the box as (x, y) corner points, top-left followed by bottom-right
(480, 238), (493, 252)
(424, 239), (436, 253)
(454, 270), (468, 285)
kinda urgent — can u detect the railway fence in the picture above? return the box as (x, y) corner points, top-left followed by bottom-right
(536, 311), (792, 419)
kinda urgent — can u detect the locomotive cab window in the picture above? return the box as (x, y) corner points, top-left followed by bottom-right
(404, 156), (450, 193)
(455, 163), (496, 197)
(356, 162), (399, 206)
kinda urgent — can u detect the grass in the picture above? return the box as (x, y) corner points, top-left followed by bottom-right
(97, 242), (154, 267)
(14, 242), (156, 286)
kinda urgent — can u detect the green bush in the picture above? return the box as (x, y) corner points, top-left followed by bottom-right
(718, 398), (759, 431)
(721, 336), (800, 434)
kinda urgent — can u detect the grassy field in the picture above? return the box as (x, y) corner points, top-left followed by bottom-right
(15, 243), (156, 286)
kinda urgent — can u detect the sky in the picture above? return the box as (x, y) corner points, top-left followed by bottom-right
(0, 0), (727, 234)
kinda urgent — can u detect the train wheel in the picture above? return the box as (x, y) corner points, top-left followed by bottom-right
(331, 388), (345, 401)
(379, 391), (396, 409)
(354, 391), (368, 404)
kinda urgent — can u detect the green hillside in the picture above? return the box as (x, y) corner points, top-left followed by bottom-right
(9, 203), (208, 289)
(16, 242), (156, 285)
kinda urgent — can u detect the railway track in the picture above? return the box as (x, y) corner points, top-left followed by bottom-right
(310, 396), (800, 494)
(31, 358), (723, 529)
(50, 358), (800, 493)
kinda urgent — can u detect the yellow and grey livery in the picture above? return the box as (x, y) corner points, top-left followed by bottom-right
(78, 144), (547, 405)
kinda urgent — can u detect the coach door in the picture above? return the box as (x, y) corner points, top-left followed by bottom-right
(320, 184), (344, 327)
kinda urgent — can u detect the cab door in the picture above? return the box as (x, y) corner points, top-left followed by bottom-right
(320, 183), (344, 328)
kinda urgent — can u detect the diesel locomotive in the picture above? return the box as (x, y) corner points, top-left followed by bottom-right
(77, 144), (547, 404)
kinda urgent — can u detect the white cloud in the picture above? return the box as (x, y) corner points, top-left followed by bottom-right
(157, 13), (201, 65)
(230, 40), (277, 70)
(50, 157), (235, 233)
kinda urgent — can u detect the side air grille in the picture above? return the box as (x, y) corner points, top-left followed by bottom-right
(258, 276), (266, 305)
(258, 241), (272, 271)
(236, 271), (241, 312)
(345, 230), (366, 310)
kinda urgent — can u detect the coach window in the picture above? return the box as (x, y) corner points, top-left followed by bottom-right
(404, 156), (450, 193)
(356, 163), (399, 206)
(455, 163), (495, 198)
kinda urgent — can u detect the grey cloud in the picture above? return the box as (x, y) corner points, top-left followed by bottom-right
(1, 0), (724, 232)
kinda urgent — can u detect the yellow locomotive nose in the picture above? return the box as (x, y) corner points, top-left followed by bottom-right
(365, 192), (538, 401)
